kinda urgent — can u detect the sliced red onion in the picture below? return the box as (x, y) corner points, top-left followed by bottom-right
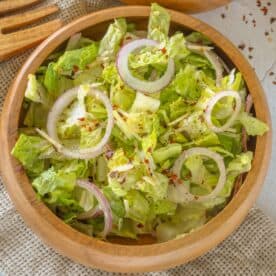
(186, 43), (227, 85)
(186, 42), (214, 52)
(245, 94), (253, 113)
(204, 50), (224, 86)
(76, 180), (112, 238)
(242, 94), (254, 151)
(111, 163), (134, 172)
(116, 38), (175, 93)
(44, 86), (113, 160)
(172, 147), (226, 202)
(77, 206), (103, 220)
(66, 33), (81, 51)
(204, 90), (242, 133)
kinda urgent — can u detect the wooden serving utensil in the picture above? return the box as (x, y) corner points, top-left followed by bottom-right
(0, 1), (62, 62)
(120, 0), (231, 13)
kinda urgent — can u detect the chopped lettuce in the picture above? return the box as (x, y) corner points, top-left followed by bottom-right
(239, 112), (269, 136)
(25, 74), (48, 105)
(148, 3), (170, 42)
(55, 43), (99, 75)
(99, 18), (127, 58)
(11, 134), (52, 177)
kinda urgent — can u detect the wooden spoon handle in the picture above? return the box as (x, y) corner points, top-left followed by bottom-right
(0, 0), (42, 15)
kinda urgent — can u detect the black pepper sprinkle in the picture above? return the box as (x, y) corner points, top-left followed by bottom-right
(267, 2), (271, 6)
(273, 81), (276, 85)
(221, 13), (226, 19)
(242, 15), (246, 21)
(271, 17), (276, 24)
(248, 55), (253, 59)
(265, 31), (269, 36)
(256, 0), (261, 7)
(249, 13), (253, 16)
(269, 72), (274, 76)
(238, 43), (246, 50)
(248, 47), (254, 52)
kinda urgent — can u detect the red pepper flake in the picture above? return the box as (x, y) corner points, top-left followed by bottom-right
(147, 147), (152, 153)
(242, 15), (246, 22)
(144, 159), (149, 164)
(88, 126), (92, 132)
(238, 43), (246, 50)
(105, 149), (114, 159)
(73, 65), (79, 73)
(256, 0), (261, 7)
(261, 6), (268, 16)
(271, 17), (276, 24)
(273, 81), (276, 85)
(161, 47), (167, 54)
(170, 174), (178, 182)
(269, 72), (274, 76)
(248, 55), (253, 59)
(78, 117), (85, 121)
(137, 223), (144, 228)
(265, 31), (269, 36)
(248, 46), (254, 52)
(125, 36), (131, 40)
(177, 179), (182, 185)
(221, 13), (226, 19)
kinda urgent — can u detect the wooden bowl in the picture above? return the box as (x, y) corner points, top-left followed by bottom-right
(121, 0), (231, 13)
(0, 6), (271, 273)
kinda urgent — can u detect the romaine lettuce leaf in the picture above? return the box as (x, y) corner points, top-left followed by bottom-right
(124, 190), (150, 224)
(152, 143), (182, 164)
(25, 74), (48, 105)
(55, 43), (99, 75)
(238, 112), (269, 136)
(148, 3), (170, 42)
(99, 18), (127, 58)
(11, 134), (52, 177)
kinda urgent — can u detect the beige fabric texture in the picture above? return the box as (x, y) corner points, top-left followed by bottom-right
(0, 1), (276, 275)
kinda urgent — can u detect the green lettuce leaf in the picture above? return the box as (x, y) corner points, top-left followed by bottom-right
(138, 172), (169, 201)
(25, 74), (48, 105)
(152, 143), (182, 164)
(238, 112), (269, 136)
(55, 43), (99, 75)
(99, 18), (127, 58)
(156, 203), (206, 242)
(130, 92), (160, 113)
(148, 3), (170, 42)
(11, 134), (52, 177)
(124, 190), (150, 224)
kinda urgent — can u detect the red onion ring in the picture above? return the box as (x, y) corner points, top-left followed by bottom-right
(242, 94), (254, 151)
(204, 50), (224, 87)
(172, 147), (226, 202)
(77, 206), (103, 220)
(116, 38), (175, 93)
(204, 90), (242, 133)
(41, 86), (113, 160)
(76, 180), (112, 238)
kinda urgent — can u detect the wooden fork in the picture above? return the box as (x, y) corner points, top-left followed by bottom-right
(0, 0), (62, 62)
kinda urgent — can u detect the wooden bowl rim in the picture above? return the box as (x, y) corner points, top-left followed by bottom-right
(0, 6), (272, 273)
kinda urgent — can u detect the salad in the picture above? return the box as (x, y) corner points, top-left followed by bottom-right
(12, 4), (269, 242)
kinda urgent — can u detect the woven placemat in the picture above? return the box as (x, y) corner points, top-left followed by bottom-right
(0, 1), (276, 275)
